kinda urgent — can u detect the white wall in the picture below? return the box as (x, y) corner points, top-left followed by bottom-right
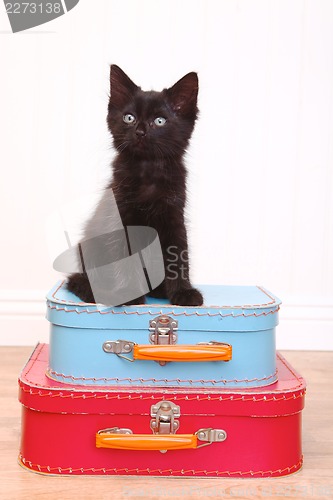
(1, 0), (332, 348)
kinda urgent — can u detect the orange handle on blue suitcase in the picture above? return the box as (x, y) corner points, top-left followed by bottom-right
(133, 343), (232, 362)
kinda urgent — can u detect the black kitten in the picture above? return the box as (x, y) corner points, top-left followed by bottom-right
(67, 65), (203, 306)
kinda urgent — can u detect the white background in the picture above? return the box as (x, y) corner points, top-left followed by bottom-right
(0, 0), (333, 348)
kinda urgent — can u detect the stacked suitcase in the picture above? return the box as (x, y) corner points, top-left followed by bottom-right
(18, 281), (306, 477)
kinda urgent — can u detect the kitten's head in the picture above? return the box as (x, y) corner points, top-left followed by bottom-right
(107, 65), (198, 160)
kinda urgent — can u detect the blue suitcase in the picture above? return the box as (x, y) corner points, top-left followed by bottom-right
(46, 280), (281, 388)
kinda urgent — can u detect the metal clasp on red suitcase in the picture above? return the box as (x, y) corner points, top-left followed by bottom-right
(96, 400), (227, 453)
(102, 314), (232, 365)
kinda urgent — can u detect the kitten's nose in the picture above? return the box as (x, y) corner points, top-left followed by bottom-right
(136, 124), (146, 137)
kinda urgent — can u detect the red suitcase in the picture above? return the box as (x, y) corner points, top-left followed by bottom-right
(18, 344), (305, 478)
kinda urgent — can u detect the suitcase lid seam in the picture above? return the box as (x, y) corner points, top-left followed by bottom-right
(48, 280), (281, 312)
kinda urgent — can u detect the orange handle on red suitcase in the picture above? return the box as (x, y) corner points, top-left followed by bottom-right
(96, 432), (198, 451)
(96, 427), (227, 451)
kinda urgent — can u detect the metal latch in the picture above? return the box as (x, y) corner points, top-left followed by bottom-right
(149, 315), (178, 365)
(149, 315), (178, 344)
(102, 340), (135, 362)
(195, 428), (227, 448)
(97, 427), (133, 435)
(150, 400), (180, 453)
(150, 400), (180, 434)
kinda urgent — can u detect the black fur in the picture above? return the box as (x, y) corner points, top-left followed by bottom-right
(67, 65), (203, 306)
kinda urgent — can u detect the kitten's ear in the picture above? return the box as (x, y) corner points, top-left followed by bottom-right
(109, 65), (139, 109)
(166, 72), (198, 117)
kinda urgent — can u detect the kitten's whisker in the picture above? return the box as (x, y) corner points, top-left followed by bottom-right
(116, 141), (130, 153)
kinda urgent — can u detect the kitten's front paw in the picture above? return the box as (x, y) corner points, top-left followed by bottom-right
(170, 288), (203, 306)
(67, 273), (95, 303)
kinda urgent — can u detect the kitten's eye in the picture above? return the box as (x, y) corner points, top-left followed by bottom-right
(123, 114), (136, 124)
(154, 117), (167, 127)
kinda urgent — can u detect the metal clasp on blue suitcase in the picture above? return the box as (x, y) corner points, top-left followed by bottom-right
(102, 314), (232, 365)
